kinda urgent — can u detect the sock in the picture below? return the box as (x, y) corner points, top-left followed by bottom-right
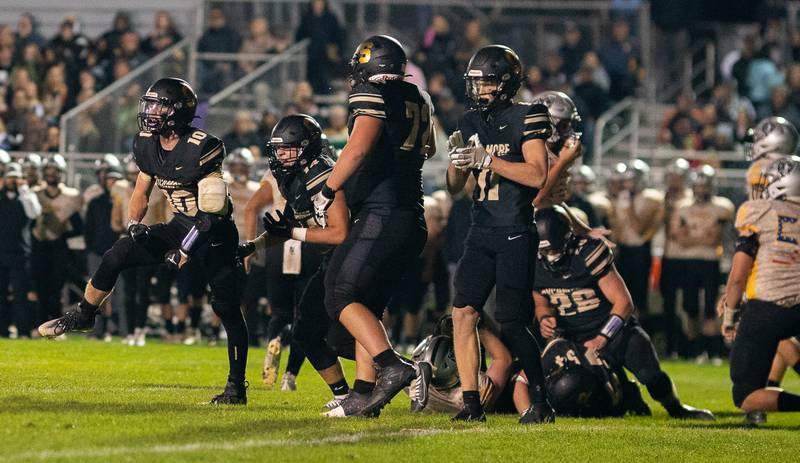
(767, 379), (781, 388)
(329, 379), (349, 397)
(176, 320), (186, 334)
(462, 390), (482, 411)
(793, 363), (800, 377)
(165, 319), (175, 335)
(286, 342), (305, 376)
(189, 307), (202, 329)
(374, 349), (401, 368)
(777, 391), (800, 411)
(353, 379), (375, 395)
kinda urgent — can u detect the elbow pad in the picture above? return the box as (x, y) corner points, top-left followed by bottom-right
(197, 176), (228, 215)
(734, 233), (759, 258)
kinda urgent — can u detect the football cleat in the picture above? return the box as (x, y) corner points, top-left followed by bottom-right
(38, 306), (96, 337)
(359, 361), (417, 416)
(280, 373), (297, 391)
(622, 380), (652, 416)
(262, 337), (282, 388)
(451, 407), (486, 422)
(409, 361), (432, 412)
(668, 404), (716, 421)
(210, 380), (248, 405)
(519, 401), (556, 424)
(323, 391), (380, 418)
(323, 394), (348, 411)
(744, 411), (767, 426)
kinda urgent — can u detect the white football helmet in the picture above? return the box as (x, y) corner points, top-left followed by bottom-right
(748, 117), (799, 161)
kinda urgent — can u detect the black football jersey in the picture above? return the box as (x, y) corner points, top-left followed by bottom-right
(132, 128), (231, 221)
(534, 237), (615, 340)
(344, 80), (433, 214)
(458, 102), (551, 229)
(275, 153), (335, 228)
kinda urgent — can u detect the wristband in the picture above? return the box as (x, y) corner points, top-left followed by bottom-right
(321, 184), (336, 200)
(291, 228), (308, 242)
(180, 226), (200, 254)
(127, 219), (140, 230)
(599, 314), (625, 340)
(723, 302), (740, 329)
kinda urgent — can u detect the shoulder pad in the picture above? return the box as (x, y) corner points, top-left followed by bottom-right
(577, 237), (614, 278)
(735, 200), (770, 236)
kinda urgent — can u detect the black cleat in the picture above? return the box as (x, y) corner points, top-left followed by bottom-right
(519, 401), (556, 424)
(409, 361), (432, 413)
(38, 307), (97, 337)
(622, 380), (652, 416)
(359, 361), (416, 416)
(668, 404), (715, 421)
(323, 391), (380, 418)
(210, 380), (248, 405)
(451, 406), (486, 422)
(744, 411), (767, 426)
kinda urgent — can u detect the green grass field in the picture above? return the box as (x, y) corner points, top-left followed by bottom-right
(2, 338), (799, 462)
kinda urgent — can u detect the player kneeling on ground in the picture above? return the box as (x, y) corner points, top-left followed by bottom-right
(38, 78), (249, 404)
(533, 206), (715, 420)
(721, 156), (800, 422)
(239, 114), (355, 408)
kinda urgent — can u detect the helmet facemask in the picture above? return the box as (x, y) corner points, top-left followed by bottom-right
(465, 75), (508, 112)
(137, 96), (177, 134)
(538, 233), (575, 275)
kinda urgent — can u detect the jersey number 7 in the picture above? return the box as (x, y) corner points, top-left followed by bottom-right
(401, 101), (431, 152)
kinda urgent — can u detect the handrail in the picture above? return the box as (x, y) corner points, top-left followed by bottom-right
(592, 96), (635, 169)
(208, 39), (309, 106)
(206, 0), (621, 8)
(195, 52), (285, 62)
(58, 37), (192, 155)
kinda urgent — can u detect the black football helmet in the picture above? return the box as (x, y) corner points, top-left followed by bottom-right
(541, 338), (620, 417)
(265, 114), (323, 176)
(348, 35), (407, 87)
(138, 77), (198, 134)
(464, 45), (523, 112)
(535, 206), (576, 275)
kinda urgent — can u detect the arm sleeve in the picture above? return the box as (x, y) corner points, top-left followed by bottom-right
(348, 83), (387, 120)
(520, 103), (552, 143)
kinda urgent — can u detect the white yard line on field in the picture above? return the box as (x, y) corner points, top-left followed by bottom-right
(7, 427), (483, 461)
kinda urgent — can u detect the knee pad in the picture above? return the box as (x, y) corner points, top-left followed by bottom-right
(732, 382), (758, 409)
(93, 238), (135, 291)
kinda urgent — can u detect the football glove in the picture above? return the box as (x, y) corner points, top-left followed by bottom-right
(449, 134), (492, 170)
(127, 221), (149, 243)
(164, 249), (187, 271)
(263, 209), (293, 239)
(311, 184), (335, 228)
(237, 241), (256, 259)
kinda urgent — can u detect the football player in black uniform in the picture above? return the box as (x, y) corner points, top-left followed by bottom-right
(310, 35), (433, 417)
(445, 44), (552, 423)
(533, 206), (714, 420)
(38, 78), (249, 404)
(239, 114), (355, 408)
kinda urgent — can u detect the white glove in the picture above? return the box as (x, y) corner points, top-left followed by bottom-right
(449, 134), (492, 170)
(447, 130), (465, 153)
(311, 185), (335, 228)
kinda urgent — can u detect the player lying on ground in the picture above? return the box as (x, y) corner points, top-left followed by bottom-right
(310, 35), (434, 417)
(720, 156), (800, 421)
(533, 206), (715, 420)
(238, 114), (356, 409)
(38, 78), (250, 404)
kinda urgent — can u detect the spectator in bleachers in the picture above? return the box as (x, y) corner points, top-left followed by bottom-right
(599, 19), (641, 100)
(0, 46), (12, 89)
(142, 11), (183, 56)
(746, 43), (784, 114)
(765, 84), (800, 129)
(323, 104), (348, 146)
(223, 111), (261, 156)
(292, 81), (318, 116)
(41, 63), (69, 123)
(519, 65), (547, 102)
(77, 113), (101, 153)
(6, 87), (46, 151)
(42, 125), (59, 153)
(559, 22), (590, 79)
(710, 79), (755, 128)
(574, 65), (610, 120)
(0, 26), (14, 51)
(240, 18), (287, 75)
(418, 15), (457, 93)
(113, 31), (147, 70)
(582, 51), (611, 92)
(198, 7), (242, 95)
(542, 51), (567, 89)
(97, 11), (135, 62)
(47, 17), (90, 89)
(14, 13), (45, 60)
(295, 0), (343, 94)
(731, 35), (758, 98)
(76, 69), (97, 104)
(454, 19), (488, 74)
(432, 88), (460, 136)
